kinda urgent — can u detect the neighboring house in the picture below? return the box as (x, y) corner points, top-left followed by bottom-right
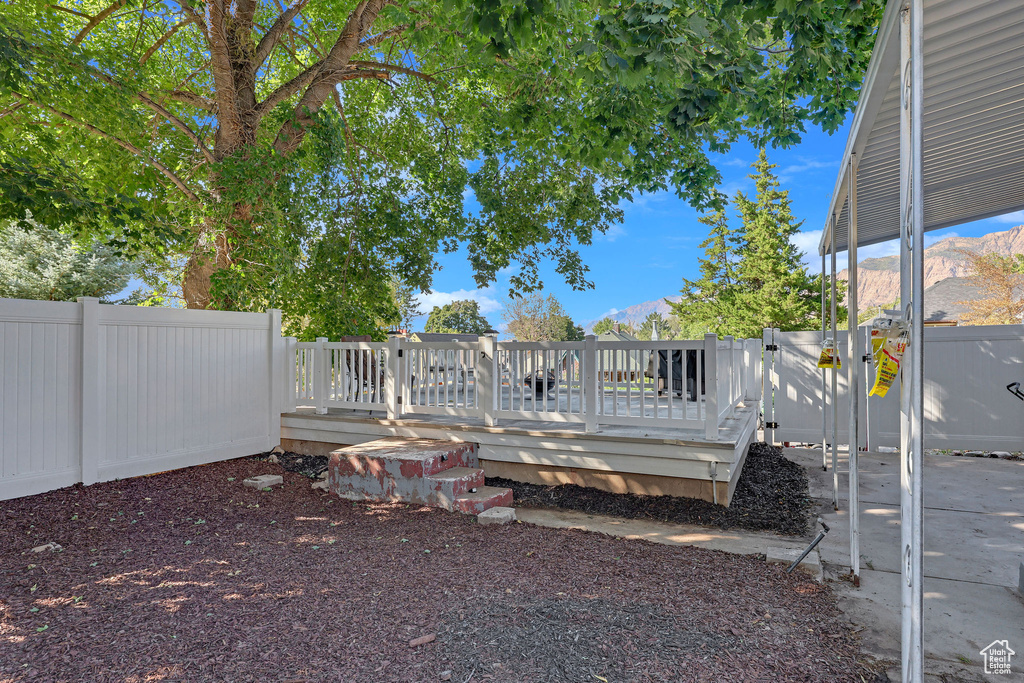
(923, 276), (985, 325)
(408, 332), (481, 343)
(597, 324), (644, 382)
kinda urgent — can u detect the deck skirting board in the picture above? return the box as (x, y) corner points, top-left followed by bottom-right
(280, 405), (758, 489)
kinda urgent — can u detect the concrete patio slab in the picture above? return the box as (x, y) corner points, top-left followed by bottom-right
(785, 447), (1024, 679)
(515, 507), (811, 557)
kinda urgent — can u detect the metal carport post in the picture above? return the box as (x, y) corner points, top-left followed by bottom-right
(899, 2), (925, 679)
(846, 155), (861, 585)
(830, 219), (839, 510)
(820, 251), (828, 472)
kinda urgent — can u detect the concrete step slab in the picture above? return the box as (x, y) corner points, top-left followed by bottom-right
(454, 486), (513, 515)
(477, 506), (516, 525)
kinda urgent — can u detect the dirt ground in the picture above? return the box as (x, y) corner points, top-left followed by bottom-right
(1, 456), (880, 682)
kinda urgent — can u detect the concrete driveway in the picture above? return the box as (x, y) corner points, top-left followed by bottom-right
(788, 447), (1024, 681)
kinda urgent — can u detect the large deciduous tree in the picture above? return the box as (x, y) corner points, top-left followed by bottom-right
(954, 250), (1024, 325)
(502, 292), (582, 341)
(424, 299), (491, 335)
(0, 0), (882, 335)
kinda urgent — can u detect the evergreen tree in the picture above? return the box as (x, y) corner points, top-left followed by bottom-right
(730, 150), (823, 337)
(671, 151), (839, 339)
(389, 277), (423, 331)
(669, 206), (739, 336)
(0, 221), (133, 301)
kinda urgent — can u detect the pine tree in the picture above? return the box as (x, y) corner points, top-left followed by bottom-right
(0, 221), (133, 302)
(669, 206), (739, 336)
(728, 151), (824, 337)
(671, 150), (839, 339)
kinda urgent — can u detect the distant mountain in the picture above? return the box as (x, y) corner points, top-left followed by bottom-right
(582, 295), (681, 333)
(839, 224), (1024, 310)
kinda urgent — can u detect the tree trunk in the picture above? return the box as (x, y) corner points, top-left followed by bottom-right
(182, 227), (232, 309)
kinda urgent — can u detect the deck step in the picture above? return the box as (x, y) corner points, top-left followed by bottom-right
(426, 467), (486, 510)
(327, 437), (506, 514)
(454, 486), (514, 515)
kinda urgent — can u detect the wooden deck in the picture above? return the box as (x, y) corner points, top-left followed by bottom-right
(280, 400), (759, 504)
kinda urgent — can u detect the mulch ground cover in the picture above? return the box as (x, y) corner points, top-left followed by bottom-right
(0, 455), (876, 682)
(488, 442), (812, 536)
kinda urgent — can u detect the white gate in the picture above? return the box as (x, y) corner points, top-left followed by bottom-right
(765, 325), (1024, 451)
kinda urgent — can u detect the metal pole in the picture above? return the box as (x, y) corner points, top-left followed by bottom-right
(865, 325), (872, 453)
(900, 3), (924, 680)
(847, 156), (861, 584)
(821, 249), (828, 471)
(909, 0), (925, 678)
(830, 220), (839, 511)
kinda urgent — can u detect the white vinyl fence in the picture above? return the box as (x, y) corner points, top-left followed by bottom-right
(0, 297), (284, 501)
(287, 333), (763, 438)
(764, 325), (1024, 451)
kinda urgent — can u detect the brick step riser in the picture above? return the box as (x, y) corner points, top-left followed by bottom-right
(453, 487), (514, 515)
(330, 443), (477, 482)
(326, 438), (508, 517)
(330, 466), (485, 511)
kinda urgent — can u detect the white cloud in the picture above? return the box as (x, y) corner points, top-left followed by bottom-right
(415, 287), (502, 315)
(719, 178), (753, 198)
(780, 158), (837, 175)
(792, 229), (824, 264)
(719, 157), (750, 168)
(990, 210), (1024, 224)
(777, 158), (839, 185)
(598, 224), (627, 242)
(627, 190), (672, 210)
(924, 231), (958, 247)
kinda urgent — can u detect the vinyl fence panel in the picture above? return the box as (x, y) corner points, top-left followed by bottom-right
(0, 298), (283, 500)
(769, 325), (1024, 451)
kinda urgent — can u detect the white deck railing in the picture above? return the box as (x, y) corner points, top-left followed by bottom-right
(286, 333), (762, 438)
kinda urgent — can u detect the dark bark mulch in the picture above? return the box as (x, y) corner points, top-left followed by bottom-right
(271, 451), (329, 478)
(0, 456), (874, 682)
(488, 442), (812, 536)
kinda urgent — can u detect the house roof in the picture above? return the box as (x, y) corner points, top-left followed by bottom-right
(820, 0), (1024, 254)
(596, 330), (639, 342)
(410, 332), (480, 343)
(922, 276), (984, 322)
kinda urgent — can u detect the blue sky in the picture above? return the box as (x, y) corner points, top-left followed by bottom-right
(415, 121), (1024, 331)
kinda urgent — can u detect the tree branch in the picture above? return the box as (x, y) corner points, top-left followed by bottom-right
(257, 64), (389, 117)
(205, 0), (242, 144)
(13, 93), (202, 203)
(139, 19), (189, 65)
(155, 90), (214, 113)
(256, 58), (325, 116)
(349, 60), (434, 83)
(0, 102), (28, 119)
(72, 0), (127, 45)
(255, 0), (309, 68)
(137, 93), (216, 165)
(358, 23), (410, 49)
(48, 4), (91, 19)
(274, 0), (387, 154)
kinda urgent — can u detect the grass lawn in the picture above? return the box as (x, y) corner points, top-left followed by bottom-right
(1, 457), (878, 682)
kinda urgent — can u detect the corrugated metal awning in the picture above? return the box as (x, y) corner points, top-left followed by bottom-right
(820, 0), (1024, 255)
